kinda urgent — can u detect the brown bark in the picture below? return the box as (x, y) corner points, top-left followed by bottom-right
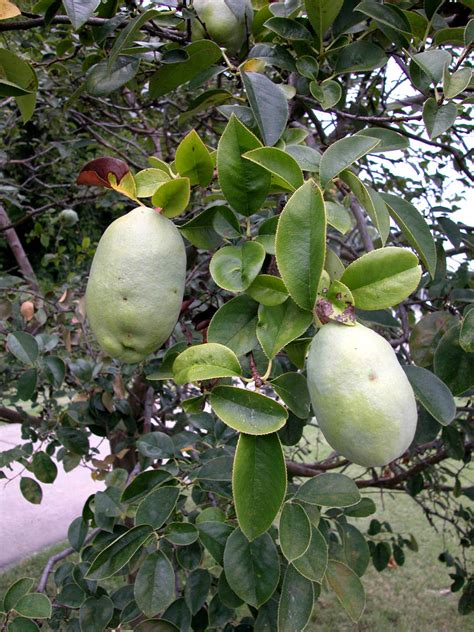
(0, 203), (39, 291)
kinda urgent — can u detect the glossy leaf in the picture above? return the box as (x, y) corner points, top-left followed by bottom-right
(14, 593), (52, 619)
(412, 50), (451, 84)
(325, 202), (351, 235)
(271, 372), (310, 419)
(63, 0), (100, 29)
(296, 473), (360, 507)
(7, 332), (38, 365)
(233, 433), (287, 541)
(355, 127), (409, 152)
(0, 49), (37, 123)
(335, 41), (387, 74)
(340, 247), (421, 310)
(165, 523), (199, 546)
(134, 551), (175, 618)
(20, 477), (42, 504)
(460, 308), (474, 353)
(32, 451), (57, 484)
(151, 178), (190, 218)
(180, 205), (240, 249)
(85, 56), (140, 97)
(135, 486), (179, 529)
(242, 71), (289, 146)
(443, 67), (472, 99)
(210, 386), (288, 435)
(247, 275), (289, 307)
(135, 169), (170, 198)
(404, 365), (456, 426)
(381, 193), (437, 278)
(208, 295), (259, 356)
(175, 130), (213, 187)
(292, 527), (328, 582)
(423, 98), (457, 139)
(3, 578), (35, 612)
(257, 298), (313, 359)
(342, 523), (370, 577)
(243, 147), (304, 191)
(285, 144), (321, 172)
(275, 180), (326, 310)
(434, 324), (474, 396)
(265, 16), (313, 40)
(310, 79), (342, 110)
(223, 529), (280, 608)
(320, 136), (380, 188)
(279, 502), (311, 562)
(355, 1), (411, 34)
(108, 8), (160, 68)
(7, 617), (40, 632)
(217, 115), (271, 216)
(326, 560), (366, 622)
(184, 569), (211, 615)
(173, 343), (242, 384)
(149, 41), (222, 98)
(197, 522), (234, 566)
(79, 596), (114, 632)
(86, 525), (153, 580)
(210, 242), (266, 292)
(305, 0), (344, 41)
(277, 564), (314, 632)
(137, 432), (175, 459)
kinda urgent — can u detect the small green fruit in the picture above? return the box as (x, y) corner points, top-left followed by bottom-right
(307, 322), (417, 466)
(193, 0), (253, 54)
(85, 207), (186, 363)
(58, 209), (79, 226)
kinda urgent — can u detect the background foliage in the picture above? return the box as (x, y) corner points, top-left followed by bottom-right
(0, 0), (473, 630)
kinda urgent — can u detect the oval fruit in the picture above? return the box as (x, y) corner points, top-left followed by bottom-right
(306, 322), (417, 466)
(193, 0), (253, 54)
(86, 207), (186, 363)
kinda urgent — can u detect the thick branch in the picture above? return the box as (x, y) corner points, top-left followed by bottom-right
(0, 203), (39, 291)
(0, 406), (41, 427)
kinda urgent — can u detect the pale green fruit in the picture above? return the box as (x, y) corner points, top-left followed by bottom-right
(85, 207), (186, 363)
(307, 322), (417, 467)
(193, 0), (253, 53)
(58, 209), (78, 226)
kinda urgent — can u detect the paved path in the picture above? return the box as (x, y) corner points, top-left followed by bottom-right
(0, 425), (107, 570)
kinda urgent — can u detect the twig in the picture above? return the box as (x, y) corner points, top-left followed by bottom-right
(0, 204), (39, 291)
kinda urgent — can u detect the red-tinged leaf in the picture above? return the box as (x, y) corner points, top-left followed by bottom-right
(77, 157), (130, 189)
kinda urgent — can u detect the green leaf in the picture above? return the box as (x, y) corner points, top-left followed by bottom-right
(320, 136), (380, 188)
(341, 523), (370, 577)
(63, 0), (100, 29)
(197, 522), (234, 566)
(197, 456), (233, 481)
(443, 67), (472, 99)
(151, 179), (190, 218)
(137, 432), (175, 459)
(403, 366), (455, 426)
(79, 596), (114, 632)
(134, 551), (175, 618)
(381, 193), (437, 278)
(275, 180), (326, 310)
(233, 433), (287, 541)
(279, 502), (311, 562)
(43, 356), (66, 388)
(7, 617), (40, 632)
(68, 516), (88, 551)
(135, 486), (179, 529)
(460, 309), (474, 353)
(86, 525), (153, 580)
(223, 529), (280, 608)
(208, 295), (259, 357)
(340, 247), (422, 310)
(243, 148), (304, 191)
(179, 205), (240, 249)
(0, 78), (32, 97)
(0, 49), (37, 123)
(335, 41), (387, 74)
(135, 169), (170, 198)
(149, 40), (222, 98)
(292, 527), (328, 582)
(135, 620), (178, 632)
(326, 560), (366, 622)
(14, 593), (52, 619)
(20, 477), (42, 504)
(423, 98), (457, 139)
(412, 50), (452, 84)
(121, 470), (172, 504)
(3, 578), (34, 612)
(434, 324), (474, 396)
(344, 497), (376, 518)
(175, 130), (214, 187)
(210, 386), (288, 435)
(355, 127), (409, 152)
(257, 298), (313, 359)
(165, 523), (199, 546)
(7, 332), (38, 365)
(285, 144), (322, 172)
(355, 1), (412, 34)
(305, 0), (344, 42)
(271, 372), (310, 419)
(178, 88), (233, 124)
(108, 8), (160, 67)
(32, 451), (57, 484)
(173, 343), (242, 385)
(339, 170), (390, 244)
(184, 569), (211, 615)
(17, 368), (37, 401)
(296, 55), (319, 79)
(247, 275), (289, 307)
(264, 16), (313, 40)
(277, 564), (314, 632)
(310, 79), (342, 110)
(241, 71), (289, 146)
(296, 473), (360, 507)
(85, 56), (140, 97)
(217, 115), (271, 216)
(210, 242), (266, 292)
(325, 202), (351, 235)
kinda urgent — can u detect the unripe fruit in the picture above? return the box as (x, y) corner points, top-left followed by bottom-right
(307, 322), (417, 467)
(193, 0), (253, 54)
(85, 207), (186, 363)
(58, 209), (79, 226)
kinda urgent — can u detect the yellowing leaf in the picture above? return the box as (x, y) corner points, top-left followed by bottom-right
(0, 0), (20, 20)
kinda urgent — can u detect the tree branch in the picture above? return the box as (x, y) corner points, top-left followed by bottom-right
(0, 406), (41, 427)
(0, 203), (39, 291)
